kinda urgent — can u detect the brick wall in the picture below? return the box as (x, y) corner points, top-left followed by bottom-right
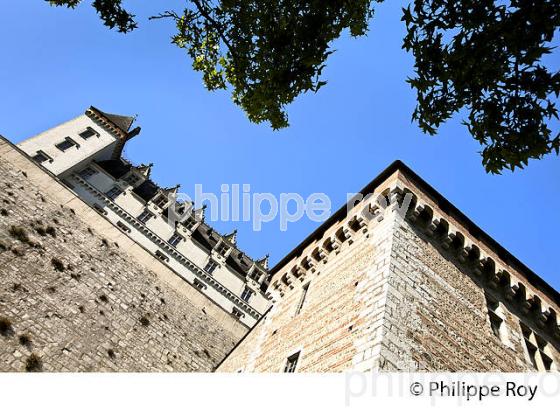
(0, 137), (247, 372)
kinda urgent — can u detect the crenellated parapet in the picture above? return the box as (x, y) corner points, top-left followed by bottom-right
(266, 194), (382, 299)
(265, 162), (559, 348)
(399, 185), (560, 342)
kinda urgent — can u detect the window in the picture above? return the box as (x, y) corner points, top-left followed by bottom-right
(154, 195), (168, 209)
(183, 217), (197, 231)
(241, 287), (253, 302)
(485, 296), (503, 339)
(79, 127), (98, 140)
(105, 186), (122, 201)
(32, 150), (51, 164)
(137, 209), (154, 224)
(124, 173), (140, 186)
(521, 323), (554, 371)
(217, 242), (228, 256)
(250, 269), (262, 282)
(93, 203), (107, 215)
(116, 220), (131, 233)
(78, 167), (97, 179)
(55, 137), (78, 152)
(193, 279), (207, 290)
(232, 307), (245, 319)
(489, 311), (503, 339)
(484, 293), (510, 344)
(204, 259), (219, 274)
(154, 250), (169, 262)
(295, 282), (310, 316)
(168, 232), (183, 247)
(284, 352), (300, 373)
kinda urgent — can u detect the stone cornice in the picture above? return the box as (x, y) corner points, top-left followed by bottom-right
(268, 161), (559, 316)
(394, 185), (560, 343)
(266, 179), (559, 344)
(85, 107), (128, 140)
(71, 173), (263, 320)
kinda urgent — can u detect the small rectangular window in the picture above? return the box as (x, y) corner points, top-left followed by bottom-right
(79, 127), (98, 140)
(105, 186), (122, 200)
(78, 167), (97, 179)
(193, 278), (207, 290)
(92, 203), (107, 215)
(137, 209), (154, 224)
(488, 311), (503, 339)
(241, 287), (253, 302)
(32, 151), (51, 164)
(183, 217), (196, 230)
(204, 259), (219, 274)
(295, 282), (310, 316)
(217, 242), (229, 256)
(232, 307), (245, 319)
(124, 173), (140, 186)
(55, 137), (78, 152)
(284, 352), (300, 373)
(116, 220), (131, 233)
(154, 250), (169, 262)
(168, 232), (183, 247)
(250, 269), (262, 282)
(485, 293), (507, 343)
(154, 195), (168, 209)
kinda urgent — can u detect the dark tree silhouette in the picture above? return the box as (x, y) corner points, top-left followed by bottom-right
(46, 0), (560, 173)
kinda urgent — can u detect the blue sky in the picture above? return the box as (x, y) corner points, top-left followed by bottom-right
(1, 1), (558, 291)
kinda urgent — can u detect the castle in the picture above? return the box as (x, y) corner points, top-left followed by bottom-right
(0, 107), (558, 372)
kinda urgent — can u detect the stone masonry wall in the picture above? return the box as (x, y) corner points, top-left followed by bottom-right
(0, 137), (247, 372)
(218, 205), (397, 372)
(378, 213), (560, 371)
(219, 172), (560, 372)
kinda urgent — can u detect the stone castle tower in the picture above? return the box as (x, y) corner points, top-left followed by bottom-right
(1, 107), (559, 372)
(218, 162), (560, 372)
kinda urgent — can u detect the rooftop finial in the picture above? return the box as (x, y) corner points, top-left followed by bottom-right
(136, 163), (153, 177)
(225, 229), (238, 245)
(256, 254), (270, 269)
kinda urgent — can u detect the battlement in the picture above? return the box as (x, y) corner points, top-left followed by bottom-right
(219, 161), (559, 372)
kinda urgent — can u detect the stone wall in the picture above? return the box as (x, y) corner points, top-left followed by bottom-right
(218, 200), (397, 372)
(377, 208), (560, 371)
(219, 170), (560, 372)
(0, 137), (247, 372)
(379, 215), (528, 371)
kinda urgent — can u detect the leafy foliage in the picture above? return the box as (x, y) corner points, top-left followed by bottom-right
(47, 0), (137, 33)
(46, 0), (560, 172)
(403, 0), (560, 173)
(156, 1), (377, 129)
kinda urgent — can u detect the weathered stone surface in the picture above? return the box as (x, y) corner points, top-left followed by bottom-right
(2, 134), (558, 373)
(0, 139), (246, 372)
(219, 171), (560, 372)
